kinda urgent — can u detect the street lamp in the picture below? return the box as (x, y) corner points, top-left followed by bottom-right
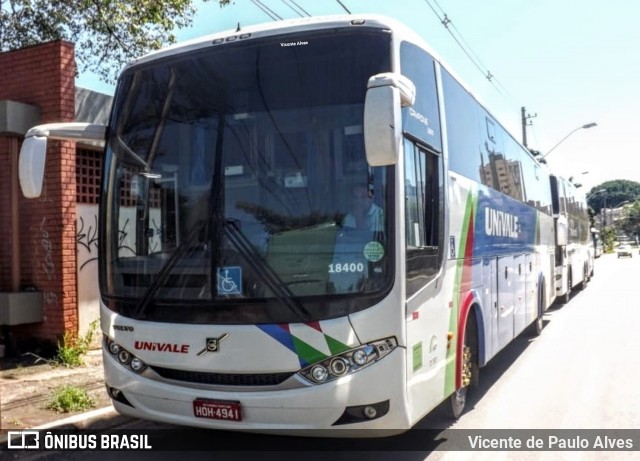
(610, 200), (632, 225)
(540, 123), (598, 160)
(569, 171), (589, 188)
(613, 200), (631, 208)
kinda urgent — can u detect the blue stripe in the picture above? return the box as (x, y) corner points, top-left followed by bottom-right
(257, 324), (297, 355)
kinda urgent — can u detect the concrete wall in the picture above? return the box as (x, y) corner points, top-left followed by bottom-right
(76, 203), (100, 342)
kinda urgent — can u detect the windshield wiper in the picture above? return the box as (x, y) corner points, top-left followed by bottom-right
(224, 219), (312, 321)
(131, 219), (207, 319)
(113, 135), (150, 170)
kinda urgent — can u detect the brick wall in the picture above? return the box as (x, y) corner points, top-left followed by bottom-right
(0, 41), (78, 349)
(0, 136), (10, 292)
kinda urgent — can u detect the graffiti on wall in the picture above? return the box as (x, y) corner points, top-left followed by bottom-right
(76, 214), (99, 270)
(75, 211), (142, 270)
(38, 216), (59, 311)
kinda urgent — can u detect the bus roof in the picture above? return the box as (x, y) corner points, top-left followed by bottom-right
(122, 14), (425, 72)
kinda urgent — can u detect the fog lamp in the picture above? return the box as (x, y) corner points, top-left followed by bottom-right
(362, 405), (378, 419)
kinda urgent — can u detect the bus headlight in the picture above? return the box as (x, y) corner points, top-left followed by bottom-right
(117, 349), (131, 364)
(129, 357), (146, 373)
(329, 358), (349, 376)
(352, 348), (368, 366)
(108, 341), (120, 355)
(298, 337), (397, 385)
(311, 365), (328, 383)
(104, 335), (147, 374)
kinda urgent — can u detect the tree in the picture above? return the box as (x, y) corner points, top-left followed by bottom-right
(0, 0), (231, 82)
(586, 179), (640, 215)
(601, 226), (618, 253)
(620, 201), (640, 241)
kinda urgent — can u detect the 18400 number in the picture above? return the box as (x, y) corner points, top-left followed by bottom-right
(328, 262), (365, 273)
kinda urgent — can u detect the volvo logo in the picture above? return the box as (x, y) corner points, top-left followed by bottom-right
(197, 334), (229, 356)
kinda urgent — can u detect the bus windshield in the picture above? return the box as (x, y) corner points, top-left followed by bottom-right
(101, 28), (393, 323)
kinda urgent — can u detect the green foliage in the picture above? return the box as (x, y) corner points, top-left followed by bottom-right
(587, 180), (640, 214)
(601, 226), (618, 253)
(46, 385), (96, 413)
(55, 320), (98, 367)
(0, 0), (231, 83)
(620, 201), (640, 239)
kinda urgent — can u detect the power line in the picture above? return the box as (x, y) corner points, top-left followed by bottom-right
(423, 1), (489, 81)
(432, 0), (490, 77)
(282, 0), (311, 17)
(251, 0), (283, 21)
(423, 0), (520, 111)
(336, 0), (351, 14)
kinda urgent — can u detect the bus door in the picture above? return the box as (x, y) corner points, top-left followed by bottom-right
(524, 254), (537, 326)
(513, 254), (527, 334)
(482, 257), (498, 359)
(496, 256), (515, 349)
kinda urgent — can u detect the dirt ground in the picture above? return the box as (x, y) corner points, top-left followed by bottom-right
(0, 349), (111, 432)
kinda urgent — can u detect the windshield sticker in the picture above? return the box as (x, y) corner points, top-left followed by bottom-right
(363, 241), (384, 262)
(217, 266), (242, 295)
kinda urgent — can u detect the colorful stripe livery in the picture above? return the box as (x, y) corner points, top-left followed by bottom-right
(258, 321), (354, 368)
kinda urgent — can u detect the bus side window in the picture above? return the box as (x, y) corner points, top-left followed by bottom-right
(404, 139), (444, 296)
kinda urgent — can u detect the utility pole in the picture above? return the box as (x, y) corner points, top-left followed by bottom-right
(521, 106), (537, 147)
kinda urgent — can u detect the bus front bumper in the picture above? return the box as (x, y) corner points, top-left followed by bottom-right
(103, 347), (410, 435)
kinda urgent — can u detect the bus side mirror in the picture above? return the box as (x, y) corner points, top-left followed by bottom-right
(556, 215), (568, 246)
(19, 136), (48, 198)
(364, 73), (415, 166)
(18, 122), (106, 198)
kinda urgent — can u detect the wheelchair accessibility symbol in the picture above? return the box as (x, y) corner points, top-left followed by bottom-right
(217, 266), (242, 295)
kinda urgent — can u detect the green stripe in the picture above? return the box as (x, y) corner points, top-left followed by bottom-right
(292, 336), (328, 365)
(444, 191), (476, 395)
(325, 335), (351, 356)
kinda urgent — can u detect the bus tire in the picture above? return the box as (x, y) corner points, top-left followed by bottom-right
(530, 282), (545, 337)
(562, 271), (572, 304)
(449, 313), (478, 419)
(580, 264), (589, 290)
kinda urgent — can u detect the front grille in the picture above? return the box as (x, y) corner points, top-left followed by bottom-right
(150, 366), (295, 386)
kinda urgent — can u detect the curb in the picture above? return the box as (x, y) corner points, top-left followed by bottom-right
(32, 406), (121, 430)
(1, 405), (129, 449)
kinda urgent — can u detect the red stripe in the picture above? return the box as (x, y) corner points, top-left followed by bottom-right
(455, 291), (476, 389)
(305, 321), (322, 332)
(455, 211), (476, 389)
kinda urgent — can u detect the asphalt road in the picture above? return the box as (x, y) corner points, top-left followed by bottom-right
(423, 251), (640, 460)
(6, 253), (639, 461)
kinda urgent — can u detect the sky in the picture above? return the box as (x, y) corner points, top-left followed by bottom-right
(76, 0), (640, 194)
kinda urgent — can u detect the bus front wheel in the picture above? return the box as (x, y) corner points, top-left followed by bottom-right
(562, 271), (572, 304)
(449, 317), (478, 419)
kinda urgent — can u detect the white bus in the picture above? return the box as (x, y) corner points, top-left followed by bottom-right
(19, 15), (558, 434)
(550, 175), (594, 303)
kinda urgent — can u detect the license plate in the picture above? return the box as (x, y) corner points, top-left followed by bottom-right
(193, 399), (242, 422)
